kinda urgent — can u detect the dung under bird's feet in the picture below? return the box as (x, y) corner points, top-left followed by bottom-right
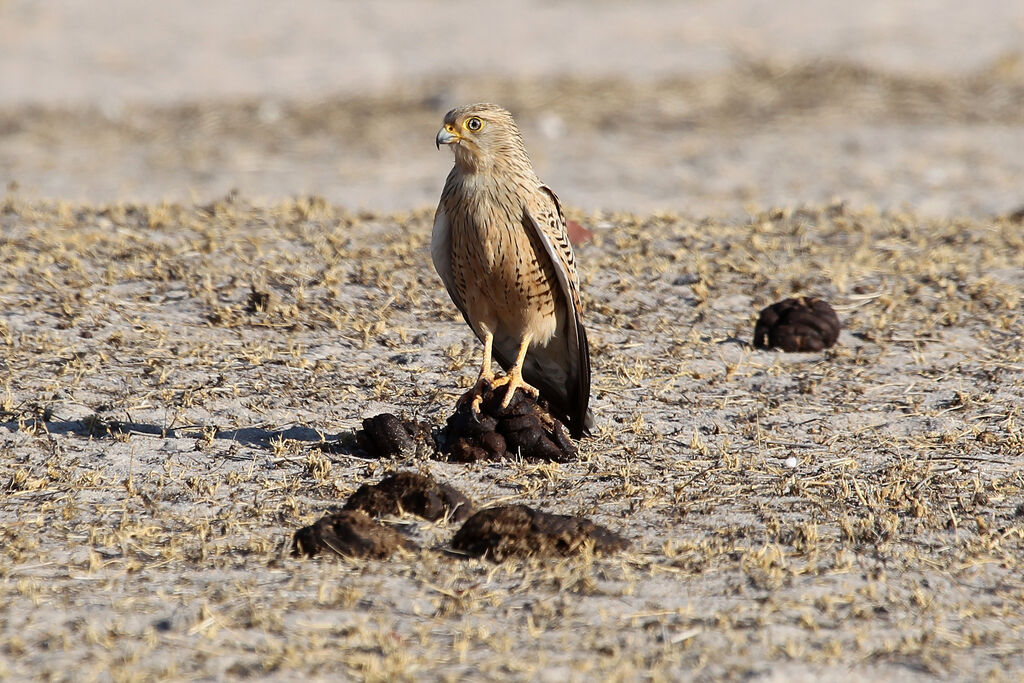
(491, 372), (540, 409)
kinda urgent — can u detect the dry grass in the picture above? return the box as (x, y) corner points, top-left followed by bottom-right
(1, 195), (1023, 680)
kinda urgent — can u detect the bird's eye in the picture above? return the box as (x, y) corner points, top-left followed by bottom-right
(465, 117), (482, 131)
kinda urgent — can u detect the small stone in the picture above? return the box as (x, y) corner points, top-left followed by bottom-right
(566, 219), (594, 245)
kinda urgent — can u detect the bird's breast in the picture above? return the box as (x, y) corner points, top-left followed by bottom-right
(445, 179), (560, 343)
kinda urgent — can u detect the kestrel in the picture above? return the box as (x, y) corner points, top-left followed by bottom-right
(432, 103), (592, 438)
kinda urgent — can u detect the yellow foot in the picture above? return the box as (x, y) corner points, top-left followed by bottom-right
(469, 374), (494, 418)
(491, 372), (540, 409)
(470, 392), (484, 418)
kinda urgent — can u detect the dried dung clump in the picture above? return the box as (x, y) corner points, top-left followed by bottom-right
(451, 504), (629, 562)
(1005, 205), (1024, 224)
(439, 388), (578, 463)
(344, 471), (475, 523)
(292, 510), (414, 559)
(753, 296), (841, 352)
(356, 413), (431, 458)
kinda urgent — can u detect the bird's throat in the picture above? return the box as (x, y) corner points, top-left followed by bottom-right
(453, 144), (487, 175)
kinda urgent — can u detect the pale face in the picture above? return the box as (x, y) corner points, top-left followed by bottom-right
(435, 104), (522, 173)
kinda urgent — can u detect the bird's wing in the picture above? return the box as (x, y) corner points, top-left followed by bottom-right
(431, 204), (472, 327)
(516, 185), (592, 437)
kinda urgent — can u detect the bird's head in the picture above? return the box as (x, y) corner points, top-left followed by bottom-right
(435, 103), (528, 174)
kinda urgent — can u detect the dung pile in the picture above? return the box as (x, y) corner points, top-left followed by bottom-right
(293, 472), (628, 562)
(438, 387), (578, 463)
(753, 296), (841, 352)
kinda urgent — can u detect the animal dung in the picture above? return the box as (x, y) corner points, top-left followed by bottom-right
(355, 413), (430, 458)
(292, 510), (415, 559)
(293, 474), (629, 564)
(753, 296), (841, 352)
(451, 504), (630, 562)
(344, 471), (475, 523)
(439, 387), (578, 462)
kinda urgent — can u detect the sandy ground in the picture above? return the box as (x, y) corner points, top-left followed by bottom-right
(1, 199), (1022, 681)
(4, 0), (1022, 106)
(2, 1), (1024, 681)
(2, 0), (1024, 216)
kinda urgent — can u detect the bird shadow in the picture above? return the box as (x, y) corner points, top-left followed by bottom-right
(0, 416), (353, 452)
(716, 335), (754, 348)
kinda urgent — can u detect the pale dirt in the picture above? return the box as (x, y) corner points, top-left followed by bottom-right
(1, 2), (1024, 681)
(1, 0), (1023, 217)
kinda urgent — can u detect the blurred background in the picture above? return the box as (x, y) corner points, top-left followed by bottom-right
(1, 0), (1022, 216)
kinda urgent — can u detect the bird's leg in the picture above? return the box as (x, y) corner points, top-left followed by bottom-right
(470, 328), (496, 416)
(491, 333), (540, 409)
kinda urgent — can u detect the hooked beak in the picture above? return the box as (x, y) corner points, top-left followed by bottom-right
(435, 124), (460, 149)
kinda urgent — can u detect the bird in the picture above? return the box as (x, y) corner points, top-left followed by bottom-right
(432, 103), (592, 438)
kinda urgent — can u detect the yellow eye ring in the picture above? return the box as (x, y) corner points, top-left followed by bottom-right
(465, 117), (483, 132)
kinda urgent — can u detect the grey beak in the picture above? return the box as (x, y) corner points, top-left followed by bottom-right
(436, 127), (458, 149)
